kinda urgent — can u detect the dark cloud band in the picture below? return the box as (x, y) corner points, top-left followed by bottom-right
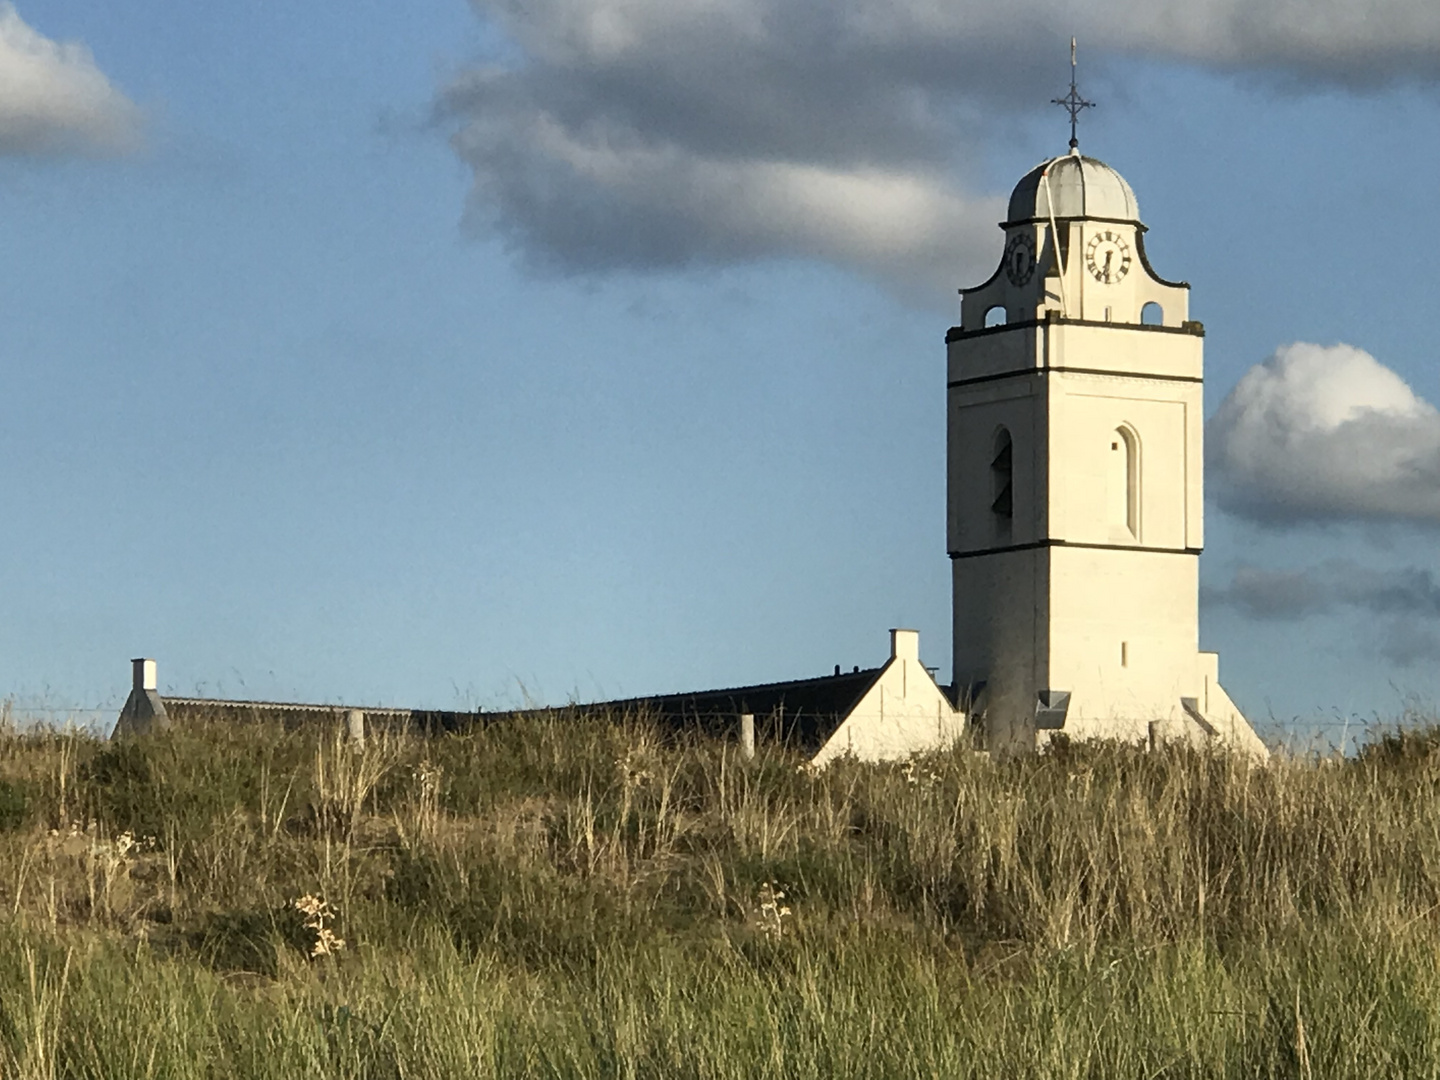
(1205, 561), (1440, 666)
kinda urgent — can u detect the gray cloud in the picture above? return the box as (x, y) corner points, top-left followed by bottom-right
(1377, 620), (1440, 668)
(439, 59), (1004, 301)
(438, 0), (1440, 297)
(1206, 562), (1440, 621)
(0, 5), (140, 157)
(1207, 343), (1440, 528)
(1206, 561), (1440, 667)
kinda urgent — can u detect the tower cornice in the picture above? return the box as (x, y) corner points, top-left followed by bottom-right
(946, 316), (1204, 345)
(946, 365), (1204, 390)
(998, 214), (1148, 231)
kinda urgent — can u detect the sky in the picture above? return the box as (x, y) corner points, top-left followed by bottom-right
(1, 1), (1438, 741)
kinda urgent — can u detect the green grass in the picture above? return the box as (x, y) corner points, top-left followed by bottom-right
(0, 709), (1438, 1077)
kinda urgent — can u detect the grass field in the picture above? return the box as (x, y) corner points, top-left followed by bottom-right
(0, 709), (1437, 1077)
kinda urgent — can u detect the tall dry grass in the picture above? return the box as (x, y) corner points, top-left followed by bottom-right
(0, 710), (1434, 1075)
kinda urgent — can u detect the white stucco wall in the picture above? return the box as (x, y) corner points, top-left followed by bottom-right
(952, 548), (1045, 756)
(1047, 545), (1200, 740)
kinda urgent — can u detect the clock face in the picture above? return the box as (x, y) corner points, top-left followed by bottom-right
(1003, 233), (1036, 287)
(1085, 230), (1132, 284)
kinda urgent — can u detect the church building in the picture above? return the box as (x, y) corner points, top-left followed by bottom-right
(947, 144), (1266, 759)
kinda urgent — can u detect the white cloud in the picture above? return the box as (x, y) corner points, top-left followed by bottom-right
(440, 0), (1440, 297)
(0, 5), (141, 156)
(1207, 343), (1440, 526)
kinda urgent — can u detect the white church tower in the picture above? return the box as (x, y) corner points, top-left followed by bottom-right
(947, 58), (1266, 758)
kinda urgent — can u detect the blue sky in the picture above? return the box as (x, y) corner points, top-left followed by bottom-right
(1, 2), (1438, 739)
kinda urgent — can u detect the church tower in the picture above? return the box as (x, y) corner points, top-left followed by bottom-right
(947, 147), (1266, 758)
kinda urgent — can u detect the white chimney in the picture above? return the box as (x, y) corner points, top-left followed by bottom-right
(890, 629), (919, 662)
(132, 658), (158, 693)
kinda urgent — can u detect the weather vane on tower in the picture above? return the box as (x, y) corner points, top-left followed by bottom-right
(1051, 37), (1095, 151)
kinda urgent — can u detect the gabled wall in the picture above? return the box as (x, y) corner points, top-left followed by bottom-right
(810, 630), (966, 767)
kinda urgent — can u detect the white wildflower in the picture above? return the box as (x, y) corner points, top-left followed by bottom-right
(754, 881), (793, 940)
(292, 894), (346, 958)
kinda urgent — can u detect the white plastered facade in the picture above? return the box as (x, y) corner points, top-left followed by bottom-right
(810, 630), (965, 768)
(947, 151), (1267, 761)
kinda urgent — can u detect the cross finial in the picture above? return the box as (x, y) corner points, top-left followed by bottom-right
(1051, 37), (1095, 151)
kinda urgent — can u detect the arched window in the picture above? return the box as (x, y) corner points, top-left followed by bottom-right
(984, 305), (1007, 328)
(1108, 425), (1140, 538)
(991, 428), (1014, 540)
(1141, 301), (1163, 326)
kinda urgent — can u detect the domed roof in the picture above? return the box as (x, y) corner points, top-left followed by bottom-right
(1006, 152), (1141, 224)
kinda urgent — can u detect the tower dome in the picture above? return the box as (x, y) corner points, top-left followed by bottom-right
(1006, 152), (1140, 225)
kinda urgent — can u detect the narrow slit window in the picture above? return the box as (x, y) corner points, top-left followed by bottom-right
(991, 429), (1014, 534)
